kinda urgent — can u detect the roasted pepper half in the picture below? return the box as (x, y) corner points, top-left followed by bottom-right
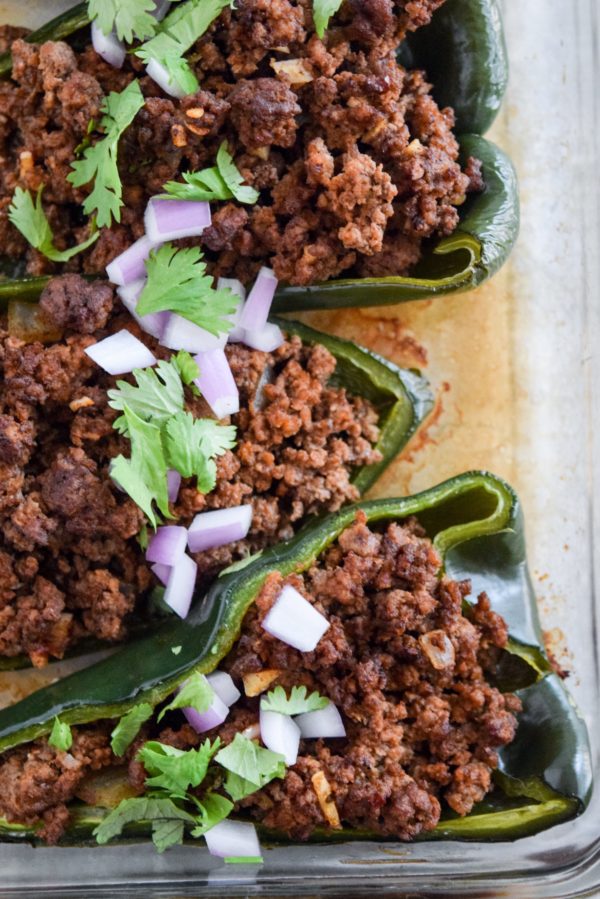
(0, 472), (590, 843)
(0, 0), (519, 308)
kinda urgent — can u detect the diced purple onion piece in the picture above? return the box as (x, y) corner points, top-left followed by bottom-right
(238, 267), (278, 333)
(241, 323), (285, 353)
(261, 585), (330, 652)
(206, 671), (241, 708)
(217, 278), (247, 343)
(160, 313), (227, 354)
(204, 819), (261, 860)
(91, 21), (125, 69)
(84, 329), (157, 375)
(106, 235), (157, 287)
(152, 0), (171, 20)
(151, 562), (171, 587)
(295, 702), (346, 739)
(117, 280), (169, 341)
(145, 58), (187, 99)
(259, 708), (300, 765)
(183, 691), (229, 734)
(145, 197), (211, 243)
(187, 505), (253, 554)
(193, 348), (239, 419)
(163, 552), (197, 619)
(167, 469), (181, 503)
(146, 525), (188, 565)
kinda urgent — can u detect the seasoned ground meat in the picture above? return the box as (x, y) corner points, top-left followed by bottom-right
(0, 276), (381, 663)
(0, 514), (520, 845)
(0, 2), (481, 285)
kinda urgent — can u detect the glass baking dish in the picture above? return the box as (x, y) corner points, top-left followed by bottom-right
(1, 0), (599, 895)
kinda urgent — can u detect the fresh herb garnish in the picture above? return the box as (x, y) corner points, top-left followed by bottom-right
(216, 733), (286, 799)
(163, 142), (259, 205)
(94, 796), (196, 851)
(261, 685), (329, 716)
(136, 244), (239, 336)
(68, 81), (145, 228)
(137, 738), (220, 797)
(157, 672), (214, 722)
(8, 187), (98, 262)
(191, 792), (234, 836)
(108, 361), (184, 432)
(136, 0), (230, 96)
(164, 413), (236, 493)
(48, 717), (73, 752)
(88, 0), (158, 42)
(110, 703), (154, 756)
(171, 350), (200, 385)
(313, 0), (344, 38)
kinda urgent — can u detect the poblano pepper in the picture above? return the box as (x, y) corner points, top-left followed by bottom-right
(0, 472), (591, 844)
(0, 0), (519, 308)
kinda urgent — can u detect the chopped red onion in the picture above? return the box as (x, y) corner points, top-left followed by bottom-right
(259, 708), (300, 765)
(84, 329), (157, 375)
(187, 505), (253, 554)
(193, 348), (239, 419)
(163, 552), (197, 619)
(207, 671), (241, 707)
(106, 235), (157, 287)
(146, 525), (188, 565)
(241, 322), (285, 353)
(204, 820), (261, 860)
(117, 280), (169, 341)
(145, 197), (211, 243)
(261, 585), (330, 653)
(217, 278), (247, 343)
(91, 20), (125, 69)
(183, 689), (229, 734)
(160, 313), (227, 354)
(295, 702), (346, 739)
(151, 562), (171, 587)
(145, 58), (187, 99)
(167, 469), (181, 503)
(239, 267), (278, 333)
(152, 0), (171, 21)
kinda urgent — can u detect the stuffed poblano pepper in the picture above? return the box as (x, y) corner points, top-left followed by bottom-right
(0, 273), (432, 670)
(0, 0), (518, 309)
(0, 472), (590, 853)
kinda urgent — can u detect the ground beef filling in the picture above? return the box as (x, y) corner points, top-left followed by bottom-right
(0, 275), (381, 664)
(0, 0), (482, 285)
(0, 513), (520, 843)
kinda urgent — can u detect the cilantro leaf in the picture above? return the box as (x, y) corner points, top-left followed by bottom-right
(164, 412), (236, 493)
(111, 703), (154, 756)
(261, 685), (329, 716)
(312, 0), (344, 38)
(8, 187), (98, 262)
(68, 80), (145, 228)
(162, 142), (258, 205)
(216, 733), (286, 798)
(88, 0), (158, 42)
(136, 0), (231, 96)
(136, 244), (238, 336)
(110, 404), (171, 528)
(191, 792), (234, 836)
(171, 350), (200, 385)
(94, 796), (195, 845)
(216, 142), (259, 205)
(137, 738), (219, 797)
(223, 771), (264, 802)
(48, 717), (73, 752)
(157, 672), (214, 722)
(108, 361), (184, 432)
(152, 817), (185, 853)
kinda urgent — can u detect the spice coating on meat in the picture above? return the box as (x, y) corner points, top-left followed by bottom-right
(0, 277), (381, 663)
(0, 0), (481, 286)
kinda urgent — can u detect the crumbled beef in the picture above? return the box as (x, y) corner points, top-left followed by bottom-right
(39, 275), (114, 335)
(0, 0), (479, 285)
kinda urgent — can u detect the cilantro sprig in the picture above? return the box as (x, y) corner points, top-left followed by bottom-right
(313, 0), (344, 38)
(136, 244), (239, 336)
(157, 672), (214, 722)
(136, 0), (230, 97)
(163, 142), (259, 205)
(261, 685), (329, 716)
(111, 703), (154, 756)
(88, 0), (158, 42)
(68, 81), (145, 228)
(48, 717), (73, 752)
(8, 187), (99, 262)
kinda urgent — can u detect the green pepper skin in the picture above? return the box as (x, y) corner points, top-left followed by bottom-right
(0, 471), (591, 843)
(0, 3), (89, 78)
